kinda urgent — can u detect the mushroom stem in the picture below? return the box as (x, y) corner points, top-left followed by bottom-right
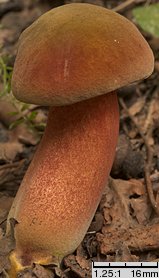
(7, 92), (119, 274)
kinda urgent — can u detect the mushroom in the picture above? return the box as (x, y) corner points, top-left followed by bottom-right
(7, 3), (154, 276)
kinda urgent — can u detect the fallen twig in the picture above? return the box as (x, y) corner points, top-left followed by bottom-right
(112, 0), (146, 13)
(0, 160), (24, 171)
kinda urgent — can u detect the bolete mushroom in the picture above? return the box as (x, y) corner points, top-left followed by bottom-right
(7, 3), (154, 276)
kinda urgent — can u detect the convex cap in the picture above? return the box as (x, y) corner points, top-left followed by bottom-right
(12, 3), (154, 106)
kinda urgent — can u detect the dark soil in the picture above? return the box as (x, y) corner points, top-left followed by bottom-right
(0, 0), (159, 277)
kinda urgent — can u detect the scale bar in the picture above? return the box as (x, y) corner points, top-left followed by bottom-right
(92, 261), (159, 269)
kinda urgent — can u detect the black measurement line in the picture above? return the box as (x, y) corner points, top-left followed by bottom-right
(92, 262), (158, 269)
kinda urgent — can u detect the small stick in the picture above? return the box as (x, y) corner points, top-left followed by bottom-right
(112, 0), (146, 13)
(0, 159), (25, 171)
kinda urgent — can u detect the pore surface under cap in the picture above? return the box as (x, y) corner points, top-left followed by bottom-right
(12, 3), (154, 106)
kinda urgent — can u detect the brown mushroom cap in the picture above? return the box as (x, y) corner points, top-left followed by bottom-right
(12, 3), (154, 106)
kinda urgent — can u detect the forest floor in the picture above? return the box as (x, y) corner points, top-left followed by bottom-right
(0, 0), (159, 277)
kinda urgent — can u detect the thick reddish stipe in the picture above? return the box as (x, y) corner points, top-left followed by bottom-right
(8, 93), (119, 267)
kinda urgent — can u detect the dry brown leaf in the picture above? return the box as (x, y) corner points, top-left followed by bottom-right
(10, 264), (53, 278)
(14, 125), (40, 146)
(0, 159), (29, 195)
(0, 194), (13, 226)
(0, 96), (20, 127)
(0, 95), (40, 145)
(96, 178), (159, 256)
(75, 255), (89, 271)
(130, 197), (152, 225)
(17, 271), (35, 278)
(64, 255), (91, 278)
(32, 264), (53, 278)
(143, 95), (159, 134)
(155, 62), (159, 73)
(0, 142), (23, 163)
(0, 234), (15, 273)
(114, 243), (138, 262)
(149, 38), (159, 52)
(88, 212), (104, 233)
(98, 224), (159, 255)
(0, 29), (13, 49)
